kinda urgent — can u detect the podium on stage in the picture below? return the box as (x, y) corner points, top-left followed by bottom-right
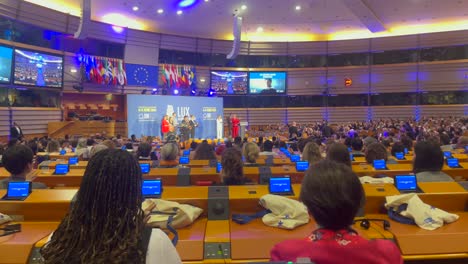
(240, 121), (248, 139)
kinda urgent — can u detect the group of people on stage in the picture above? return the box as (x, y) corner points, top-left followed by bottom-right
(161, 113), (199, 141)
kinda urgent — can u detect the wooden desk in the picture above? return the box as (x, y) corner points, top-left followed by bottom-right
(175, 218), (207, 261)
(352, 163), (468, 180)
(419, 182), (467, 194)
(0, 222), (58, 264)
(362, 184), (400, 214)
(36, 152), (78, 160)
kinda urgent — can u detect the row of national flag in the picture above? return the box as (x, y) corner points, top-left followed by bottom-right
(77, 54), (194, 88)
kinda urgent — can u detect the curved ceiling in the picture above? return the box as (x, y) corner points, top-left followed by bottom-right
(26, 0), (468, 42)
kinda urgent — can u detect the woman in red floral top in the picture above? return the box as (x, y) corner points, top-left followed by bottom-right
(270, 160), (403, 264)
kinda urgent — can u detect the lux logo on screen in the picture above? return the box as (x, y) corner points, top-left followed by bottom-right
(177, 107), (191, 117)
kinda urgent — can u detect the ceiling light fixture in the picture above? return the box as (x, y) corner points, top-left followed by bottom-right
(157, 8), (164, 14)
(241, 5), (247, 10)
(257, 26), (264, 32)
(295, 5), (301, 11)
(132, 6), (139, 11)
(178, 0), (197, 8)
(177, 10), (183, 15)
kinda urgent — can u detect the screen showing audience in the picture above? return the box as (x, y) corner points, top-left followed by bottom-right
(7, 182), (31, 198)
(14, 48), (63, 88)
(0, 45), (13, 83)
(140, 163), (150, 174)
(373, 159), (386, 170)
(211, 71), (248, 95)
(142, 180), (162, 197)
(68, 157), (78, 165)
(249, 72), (286, 94)
(269, 177), (292, 195)
(216, 162), (222, 173)
(179, 156), (189, 164)
(395, 152), (405, 160)
(55, 164), (69, 175)
(290, 154), (300, 162)
(395, 175), (417, 191)
(296, 161), (309, 172)
(447, 158), (459, 168)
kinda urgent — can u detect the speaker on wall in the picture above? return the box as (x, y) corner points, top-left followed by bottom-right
(226, 16), (242, 60)
(74, 0), (91, 39)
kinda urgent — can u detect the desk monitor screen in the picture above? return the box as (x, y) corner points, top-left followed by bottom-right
(269, 176), (293, 195)
(373, 159), (387, 170)
(290, 154), (300, 162)
(404, 148), (408, 154)
(447, 158), (460, 168)
(55, 164), (69, 175)
(350, 153), (354, 161)
(142, 180), (162, 198)
(3, 182), (32, 200)
(140, 163), (150, 174)
(68, 157), (78, 165)
(183, 150), (190, 156)
(348, 147), (352, 152)
(179, 156), (189, 164)
(395, 152), (405, 160)
(121, 145), (127, 150)
(59, 149), (66, 155)
(296, 161), (309, 172)
(443, 151), (453, 158)
(216, 162), (222, 173)
(395, 175), (417, 191)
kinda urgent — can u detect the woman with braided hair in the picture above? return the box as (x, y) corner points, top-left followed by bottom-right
(41, 149), (181, 263)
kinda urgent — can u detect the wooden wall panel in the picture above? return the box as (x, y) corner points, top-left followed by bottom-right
(160, 35), (197, 52)
(371, 35), (418, 52)
(247, 109), (287, 125)
(328, 107), (368, 123)
(11, 108), (61, 135)
(287, 69), (326, 95)
(287, 108), (324, 123)
(371, 106), (414, 120)
(419, 105), (467, 117)
(418, 62), (468, 92)
(419, 30), (468, 48)
(328, 39), (369, 54)
(287, 41), (327, 55)
(249, 42), (288, 55)
(371, 64), (418, 93)
(0, 108), (10, 136)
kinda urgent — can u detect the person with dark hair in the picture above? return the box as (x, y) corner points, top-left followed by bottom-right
(288, 122), (298, 138)
(136, 142), (152, 160)
(7, 139), (19, 148)
(221, 147), (251, 185)
(225, 141), (233, 148)
(10, 121), (23, 141)
(193, 142), (216, 160)
(439, 133), (452, 152)
(28, 140), (39, 155)
(400, 135), (413, 151)
(391, 142), (405, 158)
(234, 136), (242, 148)
(86, 138), (96, 151)
(70, 139), (78, 149)
(413, 141), (454, 182)
(326, 143), (352, 167)
(365, 142), (390, 164)
(257, 136), (264, 148)
(350, 137), (364, 157)
(270, 160), (402, 263)
(41, 149), (181, 263)
(190, 141), (198, 150)
(259, 140), (276, 156)
(0, 145), (47, 189)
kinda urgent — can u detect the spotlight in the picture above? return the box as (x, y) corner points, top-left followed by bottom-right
(151, 88), (157, 95)
(178, 0), (197, 8)
(132, 6), (139, 11)
(295, 5), (301, 10)
(157, 8), (164, 14)
(241, 5), (247, 10)
(173, 89), (179, 95)
(191, 89), (196, 96)
(177, 10), (183, 15)
(112, 25), (124, 33)
(207, 88), (215, 97)
(141, 89), (147, 94)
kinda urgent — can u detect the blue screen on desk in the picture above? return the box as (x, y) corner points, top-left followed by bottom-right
(373, 159), (386, 170)
(296, 161), (309, 172)
(140, 163), (150, 174)
(179, 156), (189, 164)
(395, 152), (405, 160)
(68, 157), (78, 165)
(269, 177), (292, 194)
(7, 182), (30, 197)
(183, 150), (190, 156)
(404, 148), (408, 154)
(350, 153), (354, 161)
(59, 149), (66, 155)
(290, 154), (300, 162)
(216, 162), (222, 173)
(447, 158), (459, 168)
(55, 164), (69, 174)
(348, 147), (352, 152)
(444, 152), (452, 158)
(142, 180), (162, 196)
(395, 175), (417, 191)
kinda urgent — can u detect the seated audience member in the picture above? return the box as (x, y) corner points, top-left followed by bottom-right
(272, 136), (279, 148)
(190, 141), (198, 151)
(363, 135), (378, 149)
(400, 135), (413, 151)
(46, 140), (60, 153)
(302, 142), (322, 164)
(221, 148), (251, 185)
(0, 145), (47, 189)
(234, 137), (243, 148)
(439, 133), (452, 152)
(70, 139), (78, 150)
(193, 142), (217, 160)
(350, 137), (365, 157)
(257, 136), (264, 148)
(270, 160), (403, 264)
(101, 140), (116, 149)
(7, 139), (19, 148)
(125, 142), (134, 150)
(60, 140), (71, 152)
(159, 143), (180, 168)
(136, 142), (153, 160)
(27, 140), (39, 155)
(259, 140), (277, 156)
(89, 144), (108, 159)
(365, 142), (394, 164)
(413, 141), (454, 182)
(86, 138), (95, 151)
(243, 142), (260, 166)
(75, 138), (89, 159)
(41, 149), (181, 263)
(326, 143), (352, 167)
(455, 136), (467, 150)
(390, 142), (405, 159)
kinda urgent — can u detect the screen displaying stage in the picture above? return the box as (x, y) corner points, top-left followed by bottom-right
(127, 95), (223, 139)
(0, 45), (13, 83)
(14, 48), (63, 88)
(211, 71), (248, 95)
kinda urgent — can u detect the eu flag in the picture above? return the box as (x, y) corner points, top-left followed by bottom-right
(126, 64), (158, 87)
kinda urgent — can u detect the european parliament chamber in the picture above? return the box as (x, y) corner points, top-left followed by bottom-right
(0, 0), (468, 263)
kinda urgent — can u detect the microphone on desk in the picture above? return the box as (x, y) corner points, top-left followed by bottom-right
(354, 218), (391, 231)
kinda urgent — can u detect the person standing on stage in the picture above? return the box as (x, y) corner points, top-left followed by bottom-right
(180, 116), (191, 142)
(227, 114), (232, 137)
(189, 115), (198, 139)
(217, 115), (223, 139)
(161, 115), (170, 140)
(231, 114), (240, 138)
(169, 112), (178, 136)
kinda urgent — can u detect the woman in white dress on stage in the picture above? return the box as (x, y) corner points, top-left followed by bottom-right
(216, 115), (223, 139)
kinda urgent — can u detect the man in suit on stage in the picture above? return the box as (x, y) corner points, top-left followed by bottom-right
(189, 115), (198, 139)
(10, 122), (24, 141)
(180, 116), (191, 142)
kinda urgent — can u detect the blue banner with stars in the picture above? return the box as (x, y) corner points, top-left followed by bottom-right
(125, 63), (158, 87)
